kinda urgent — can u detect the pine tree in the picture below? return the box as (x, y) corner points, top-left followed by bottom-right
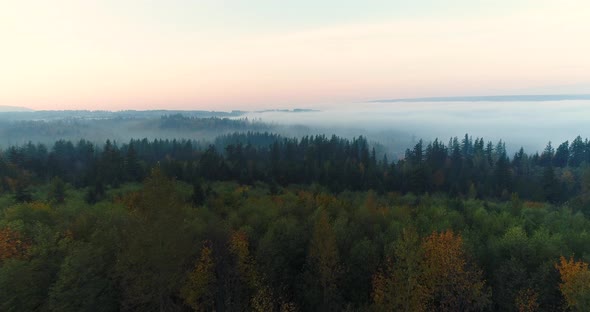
(48, 177), (66, 204)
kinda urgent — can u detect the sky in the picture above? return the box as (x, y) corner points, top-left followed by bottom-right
(1, 0), (590, 111)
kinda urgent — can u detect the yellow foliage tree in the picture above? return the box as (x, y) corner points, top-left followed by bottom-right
(421, 230), (490, 311)
(372, 227), (428, 312)
(229, 230), (272, 311)
(308, 210), (341, 310)
(181, 242), (217, 312)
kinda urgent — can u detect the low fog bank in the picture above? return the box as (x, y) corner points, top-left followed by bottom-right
(0, 101), (587, 160)
(0, 112), (251, 148)
(243, 100), (590, 155)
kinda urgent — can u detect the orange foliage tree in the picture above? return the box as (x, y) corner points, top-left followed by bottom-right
(0, 227), (30, 262)
(555, 256), (590, 311)
(515, 288), (539, 312)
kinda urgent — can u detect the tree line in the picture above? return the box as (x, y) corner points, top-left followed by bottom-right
(2, 133), (590, 209)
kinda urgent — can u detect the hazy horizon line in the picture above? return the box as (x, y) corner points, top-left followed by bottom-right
(372, 94), (590, 103)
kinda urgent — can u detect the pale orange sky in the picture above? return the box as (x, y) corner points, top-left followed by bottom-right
(1, 0), (589, 111)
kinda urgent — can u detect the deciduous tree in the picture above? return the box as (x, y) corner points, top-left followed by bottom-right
(556, 256), (590, 311)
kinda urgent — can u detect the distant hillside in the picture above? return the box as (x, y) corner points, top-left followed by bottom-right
(0, 105), (33, 112)
(373, 94), (590, 103)
(0, 109), (245, 121)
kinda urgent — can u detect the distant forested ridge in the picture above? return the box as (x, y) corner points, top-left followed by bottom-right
(0, 113), (277, 147)
(374, 93), (590, 102)
(2, 132), (590, 311)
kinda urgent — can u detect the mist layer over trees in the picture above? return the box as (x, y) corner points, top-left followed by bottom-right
(8, 100), (588, 159)
(245, 100), (590, 154)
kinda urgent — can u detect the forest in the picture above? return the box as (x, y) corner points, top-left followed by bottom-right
(0, 113), (269, 148)
(2, 129), (590, 311)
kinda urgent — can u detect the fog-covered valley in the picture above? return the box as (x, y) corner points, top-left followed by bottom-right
(244, 100), (590, 155)
(1, 100), (589, 159)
